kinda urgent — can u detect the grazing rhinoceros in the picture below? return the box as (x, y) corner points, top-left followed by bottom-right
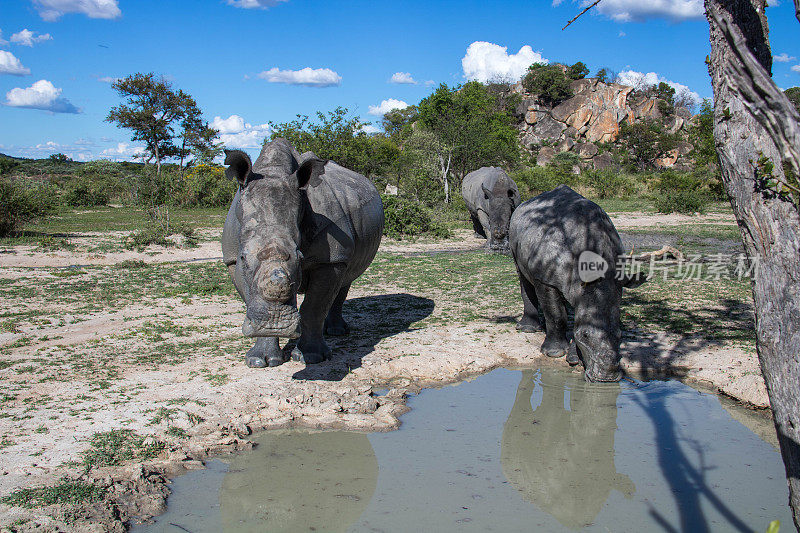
(509, 185), (645, 382)
(221, 138), (384, 367)
(461, 167), (521, 253)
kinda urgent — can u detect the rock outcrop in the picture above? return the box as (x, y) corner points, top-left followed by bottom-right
(512, 78), (695, 170)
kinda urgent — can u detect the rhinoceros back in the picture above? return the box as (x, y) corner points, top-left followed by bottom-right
(302, 161), (384, 284)
(510, 185), (622, 302)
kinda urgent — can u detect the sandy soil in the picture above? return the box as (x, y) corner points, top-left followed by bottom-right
(0, 214), (768, 532)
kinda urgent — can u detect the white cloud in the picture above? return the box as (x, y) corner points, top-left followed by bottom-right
(368, 98), (409, 116)
(257, 67), (341, 87)
(33, 0), (121, 21)
(587, 0), (703, 22)
(98, 75), (120, 83)
(360, 124), (381, 134)
(792, 65), (800, 73)
(101, 142), (146, 161)
(424, 80), (436, 86)
(390, 72), (417, 84)
(617, 70), (701, 106)
(5, 79), (81, 113)
(0, 31), (8, 47)
(462, 41), (547, 83)
(0, 51), (31, 76)
(10, 29), (52, 46)
(226, 0), (289, 8)
(211, 115), (271, 149)
(774, 53), (797, 63)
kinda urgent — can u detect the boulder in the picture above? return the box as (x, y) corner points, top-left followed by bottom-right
(537, 147), (556, 167)
(665, 115), (684, 134)
(533, 114), (567, 140)
(569, 78), (597, 95)
(592, 152), (616, 171)
(676, 141), (694, 156)
(575, 142), (599, 159)
(675, 105), (692, 119)
(552, 95), (590, 124)
(525, 110), (538, 125)
(655, 148), (680, 168)
(585, 109), (620, 144)
(555, 137), (575, 153)
(633, 98), (662, 121)
(515, 98), (537, 118)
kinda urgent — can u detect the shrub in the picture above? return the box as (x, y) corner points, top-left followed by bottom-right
(182, 164), (237, 207)
(64, 178), (109, 207)
(512, 165), (575, 198)
(566, 61), (589, 81)
(0, 179), (59, 236)
(652, 170), (710, 214)
(522, 63), (572, 106)
(381, 194), (451, 239)
(0, 157), (19, 176)
(583, 170), (637, 199)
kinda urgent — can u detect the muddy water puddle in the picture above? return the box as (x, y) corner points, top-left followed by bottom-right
(136, 368), (791, 532)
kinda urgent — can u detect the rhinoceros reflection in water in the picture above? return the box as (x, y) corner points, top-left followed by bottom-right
(219, 430), (377, 533)
(501, 369), (635, 529)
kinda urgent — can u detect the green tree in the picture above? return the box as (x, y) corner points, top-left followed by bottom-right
(567, 61), (589, 80)
(382, 106), (418, 140)
(618, 119), (678, 171)
(107, 73), (215, 177)
(270, 107), (373, 175)
(417, 81), (520, 200)
(174, 94), (220, 173)
(522, 63), (572, 105)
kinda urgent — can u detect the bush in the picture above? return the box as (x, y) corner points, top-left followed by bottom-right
(652, 170), (710, 214)
(566, 61), (589, 81)
(0, 179), (59, 236)
(64, 178), (109, 207)
(522, 63), (572, 106)
(583, 170), (637, 199)
(512, 165), (575, 198)
(381, 194), (451, 239)
(182, 164), (237, 207)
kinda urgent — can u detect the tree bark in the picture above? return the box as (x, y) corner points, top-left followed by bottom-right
(706, 1), (800, 529)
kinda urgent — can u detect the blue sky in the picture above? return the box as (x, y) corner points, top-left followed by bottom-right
(1, 0), (798, 162)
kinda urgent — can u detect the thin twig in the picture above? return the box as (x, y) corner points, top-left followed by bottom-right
(562, 0), (603, 30)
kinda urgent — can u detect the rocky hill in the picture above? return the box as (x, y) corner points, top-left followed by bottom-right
(510, 77), (695, 171)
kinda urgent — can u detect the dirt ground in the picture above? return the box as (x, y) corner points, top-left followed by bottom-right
(0, 209), (768, 532)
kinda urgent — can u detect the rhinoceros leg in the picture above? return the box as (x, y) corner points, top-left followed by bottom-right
(470, 213), (487, 239)
(535, 281), (570, 358)
(324, 283), (350, 336)
(245, 337), (285, 368)
(516, 271), (543, 332)
(291, 265), (344, 364)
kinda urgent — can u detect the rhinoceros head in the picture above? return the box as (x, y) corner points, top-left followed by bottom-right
(224, 139), (326, 339)
(481, 182), (518, 253)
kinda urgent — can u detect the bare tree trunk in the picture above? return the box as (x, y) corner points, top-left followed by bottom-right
(706, 1), (800, 528)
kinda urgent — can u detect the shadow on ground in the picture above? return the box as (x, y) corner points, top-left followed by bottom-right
(292, 293), (434, 382)
(621, 292), (755, 380)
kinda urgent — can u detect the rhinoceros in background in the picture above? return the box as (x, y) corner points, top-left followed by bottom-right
(461, 167), (521, 253)
(509, 185), (645, 382)
(222, 138), (384, 367)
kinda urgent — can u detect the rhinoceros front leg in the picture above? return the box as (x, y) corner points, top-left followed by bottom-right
(291, 265), (345, 364)
(535, 280), (570, 358)
(516, 270), (543, 333)
(324, 283), (351, 336)
(470, 213), (487, 239)
(245, 336), (285, 368)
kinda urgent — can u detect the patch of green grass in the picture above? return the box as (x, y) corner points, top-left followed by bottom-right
(165, 426), (189, 438)
(26, 206), (227, 234)
(81, 429), (164, 469)
(1, 479), (106, 508)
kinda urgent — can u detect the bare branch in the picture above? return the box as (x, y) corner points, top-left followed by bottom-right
(795, 0), (799, 23)
(562, 0), (603, 30)
(708, 2), (800, 177)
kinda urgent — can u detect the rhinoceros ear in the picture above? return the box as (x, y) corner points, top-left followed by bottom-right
(481, 183), (491, 199)
(224, 149), (252, 186)
(296, 157), (327, 189)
